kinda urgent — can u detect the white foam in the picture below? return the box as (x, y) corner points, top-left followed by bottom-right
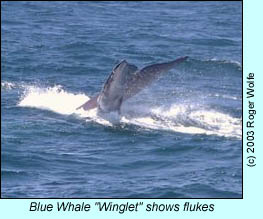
(121, 104), (242, 139)
(18, 85), (242, 139)
(214, 93), (240, 100)
(1, 81), (16, 90)
(19, 85), (89, 115)
(209, 58), (241, 68)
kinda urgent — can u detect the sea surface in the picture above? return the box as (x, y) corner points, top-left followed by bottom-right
(1, 1), (242, 198)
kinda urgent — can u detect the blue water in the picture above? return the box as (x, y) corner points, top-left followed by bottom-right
(1, 1), (242, 198)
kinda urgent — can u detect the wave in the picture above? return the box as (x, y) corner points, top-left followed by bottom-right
(209, 58), (241, 67)
(1, 81), (17, 90)
(18, 84), (241, 139)
(19, 85), (89, 115)
(182, 58), (242, 77)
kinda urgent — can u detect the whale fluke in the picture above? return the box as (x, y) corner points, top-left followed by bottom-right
(77, 56), (188, 113)
(124, 56), (188, 100)
(77, 94), (99, 111)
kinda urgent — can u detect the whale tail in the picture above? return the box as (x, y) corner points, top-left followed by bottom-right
(77, 56), (188, 112)
(123, 56), (188, 100)
(76, 94), (99, 111)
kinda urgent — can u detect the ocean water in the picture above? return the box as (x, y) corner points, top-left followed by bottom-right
(1, 1), (242, 198)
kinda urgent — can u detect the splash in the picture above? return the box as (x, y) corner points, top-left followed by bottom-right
(19, 85), (89, 115)
(18, 84), (115, 127)
(18, 84), (241, 139)
(1, 81), (16, 90)
(121, 105), (241, 139)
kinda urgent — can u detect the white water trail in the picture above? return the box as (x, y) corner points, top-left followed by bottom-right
(18, 85), (242, 139)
